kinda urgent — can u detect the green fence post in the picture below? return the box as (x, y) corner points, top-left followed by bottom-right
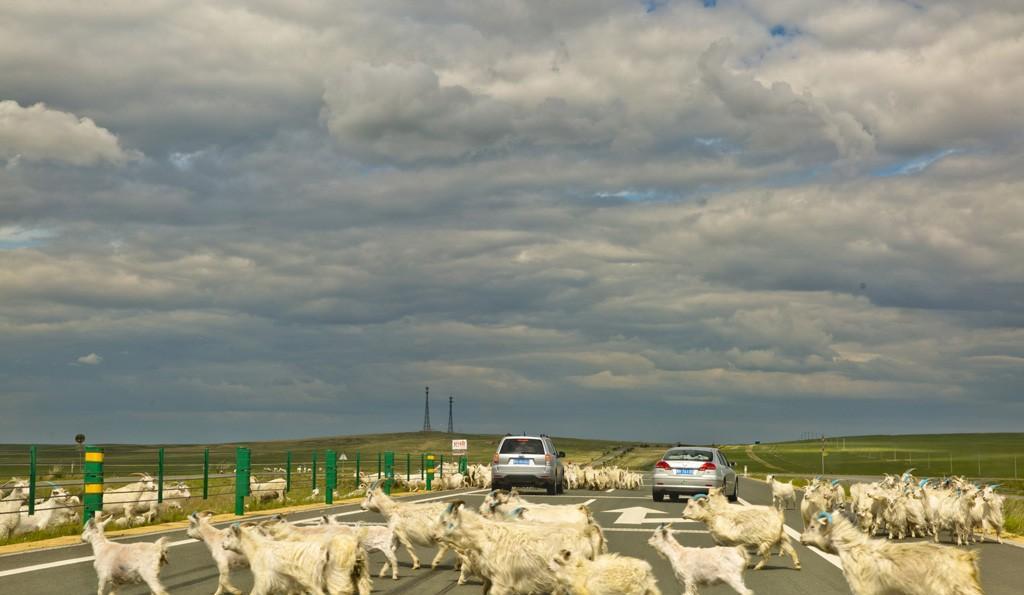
(157, 448), (165, 504)
(312, 451), (318, 491)
(28, 446), (37, 516)
(439, 454), (444, 478)
(83, 446), (104, 523)
(377, 452), (381, 479)
(235, 447), (250, 516)
(355, 452), (361, 488)
(325, 450), (336, 504)
(406, 453), (411, 482)
(203, 447), (209, 500)
(286, 451), (292, 493)
(421, 453), (425, 479)
(384, 452), (394, 495)
(459, 455), (468, 474)
(425, 454), (436, 490)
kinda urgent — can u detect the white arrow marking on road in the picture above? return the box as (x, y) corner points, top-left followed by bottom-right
(603, 507), (697, 525)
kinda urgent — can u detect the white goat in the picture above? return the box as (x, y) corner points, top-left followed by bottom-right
(765, 475), (796, 511)
(15, 489), (80, 536)
(249, 475), (286, 503)
(82, 514), (170, 595)
(325, 516), (401, 580)
(647, 524), (752, 595)
(682, 491), (800, 571)
(360, 483), (455, 570)
(222, 522), (329, 595)
(159, 481), (192, 514)
(549, 549), (661, 595)
(186, 511), (249, 595)
(481, 488), (592, 525)
(102, 473), (158, 526)
(0, 478), (29, 541)
(801, 511), (983, 595)
(436, 500), (600, 595)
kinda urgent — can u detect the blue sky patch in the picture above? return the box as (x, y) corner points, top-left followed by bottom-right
(875, 148), (960, 177)
(0, 226), (55, 249)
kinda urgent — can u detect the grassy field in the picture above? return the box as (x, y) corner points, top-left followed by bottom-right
(715, 433), (1024, 535)
(718, 433), (1024, 482)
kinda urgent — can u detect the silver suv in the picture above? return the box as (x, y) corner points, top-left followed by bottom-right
(491, 434), (565, 495)
(652, 446), (738, 502)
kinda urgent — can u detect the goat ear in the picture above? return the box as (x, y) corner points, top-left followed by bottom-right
(560, 549), (572, 562)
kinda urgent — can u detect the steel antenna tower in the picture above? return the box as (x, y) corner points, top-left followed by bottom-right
(447, 395), (454, 433)
(422, 386), (431, 432)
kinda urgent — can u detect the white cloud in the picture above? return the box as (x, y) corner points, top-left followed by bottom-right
(76, 353), (103, 365)
(0, 101), (138, 165)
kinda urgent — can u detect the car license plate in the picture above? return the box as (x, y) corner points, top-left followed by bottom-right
(675, 469), (694, 475)
(513, 458), (530, 465)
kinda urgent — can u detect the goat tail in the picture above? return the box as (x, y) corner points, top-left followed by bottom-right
(585, 522), (609, 556)
(155, 537), (170, 566)
(353, 547), (372, 595)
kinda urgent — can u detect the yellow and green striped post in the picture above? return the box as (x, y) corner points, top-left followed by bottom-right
(325, 450), (336, 504)
(83, 446), (104, 523)
(425, 454), (436, 491)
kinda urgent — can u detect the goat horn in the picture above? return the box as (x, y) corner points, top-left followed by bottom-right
(691, 493), (708, 501)
(816, 511), (834, 523)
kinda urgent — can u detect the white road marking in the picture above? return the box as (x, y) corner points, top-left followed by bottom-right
(581, 499), (596, 506)
(738, 497), (843, 570)
(0, 538), (197, 578)
(605, 488), (616, 493)
(604, 506), (700, 525)
(604, 527), (705, 534)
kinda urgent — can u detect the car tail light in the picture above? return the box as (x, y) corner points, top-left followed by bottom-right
(545, 454), (553, 463)
(655, 460), (671, 470)
(699, 462), (717, 472)
(493, 454), (499, 464)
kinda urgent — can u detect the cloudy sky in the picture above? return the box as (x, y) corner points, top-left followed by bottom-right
(2, 1), (1023, 445)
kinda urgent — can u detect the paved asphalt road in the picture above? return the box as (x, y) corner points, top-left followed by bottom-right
(1, 478), (1021, 594)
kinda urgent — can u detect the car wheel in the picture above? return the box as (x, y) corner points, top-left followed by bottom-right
(546, 481), (557, 495)
(669, 493), (680, 502)
(653, 491), (665, 502)
(556, 478), (565, 494)
(728, 477), (739, 502)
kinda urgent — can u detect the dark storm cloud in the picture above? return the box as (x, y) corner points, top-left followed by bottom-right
(0, 1), (1022, 443)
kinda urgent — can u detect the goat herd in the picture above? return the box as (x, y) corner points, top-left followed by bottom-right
(1, 466), (1013, 595)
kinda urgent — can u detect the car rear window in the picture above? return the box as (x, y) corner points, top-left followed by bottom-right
(500, 438), (545, 455)
(664, 449), (713, 461)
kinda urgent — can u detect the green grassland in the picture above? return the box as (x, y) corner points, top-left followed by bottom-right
(718, 433), (1024, 481)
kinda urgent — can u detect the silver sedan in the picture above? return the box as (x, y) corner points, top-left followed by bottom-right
(652, 446), (738, 502)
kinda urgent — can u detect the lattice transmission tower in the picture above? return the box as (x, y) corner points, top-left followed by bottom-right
(447, 395), (454, 433)
(422, 386), (431, 432)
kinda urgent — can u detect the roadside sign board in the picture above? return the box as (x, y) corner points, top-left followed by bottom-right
(451, 439), (468, 455)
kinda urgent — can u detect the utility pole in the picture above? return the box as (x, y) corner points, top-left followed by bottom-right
(422, 386), (431, 432)
(821, 434), (826, 475)
(447, 395), (454, 434)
